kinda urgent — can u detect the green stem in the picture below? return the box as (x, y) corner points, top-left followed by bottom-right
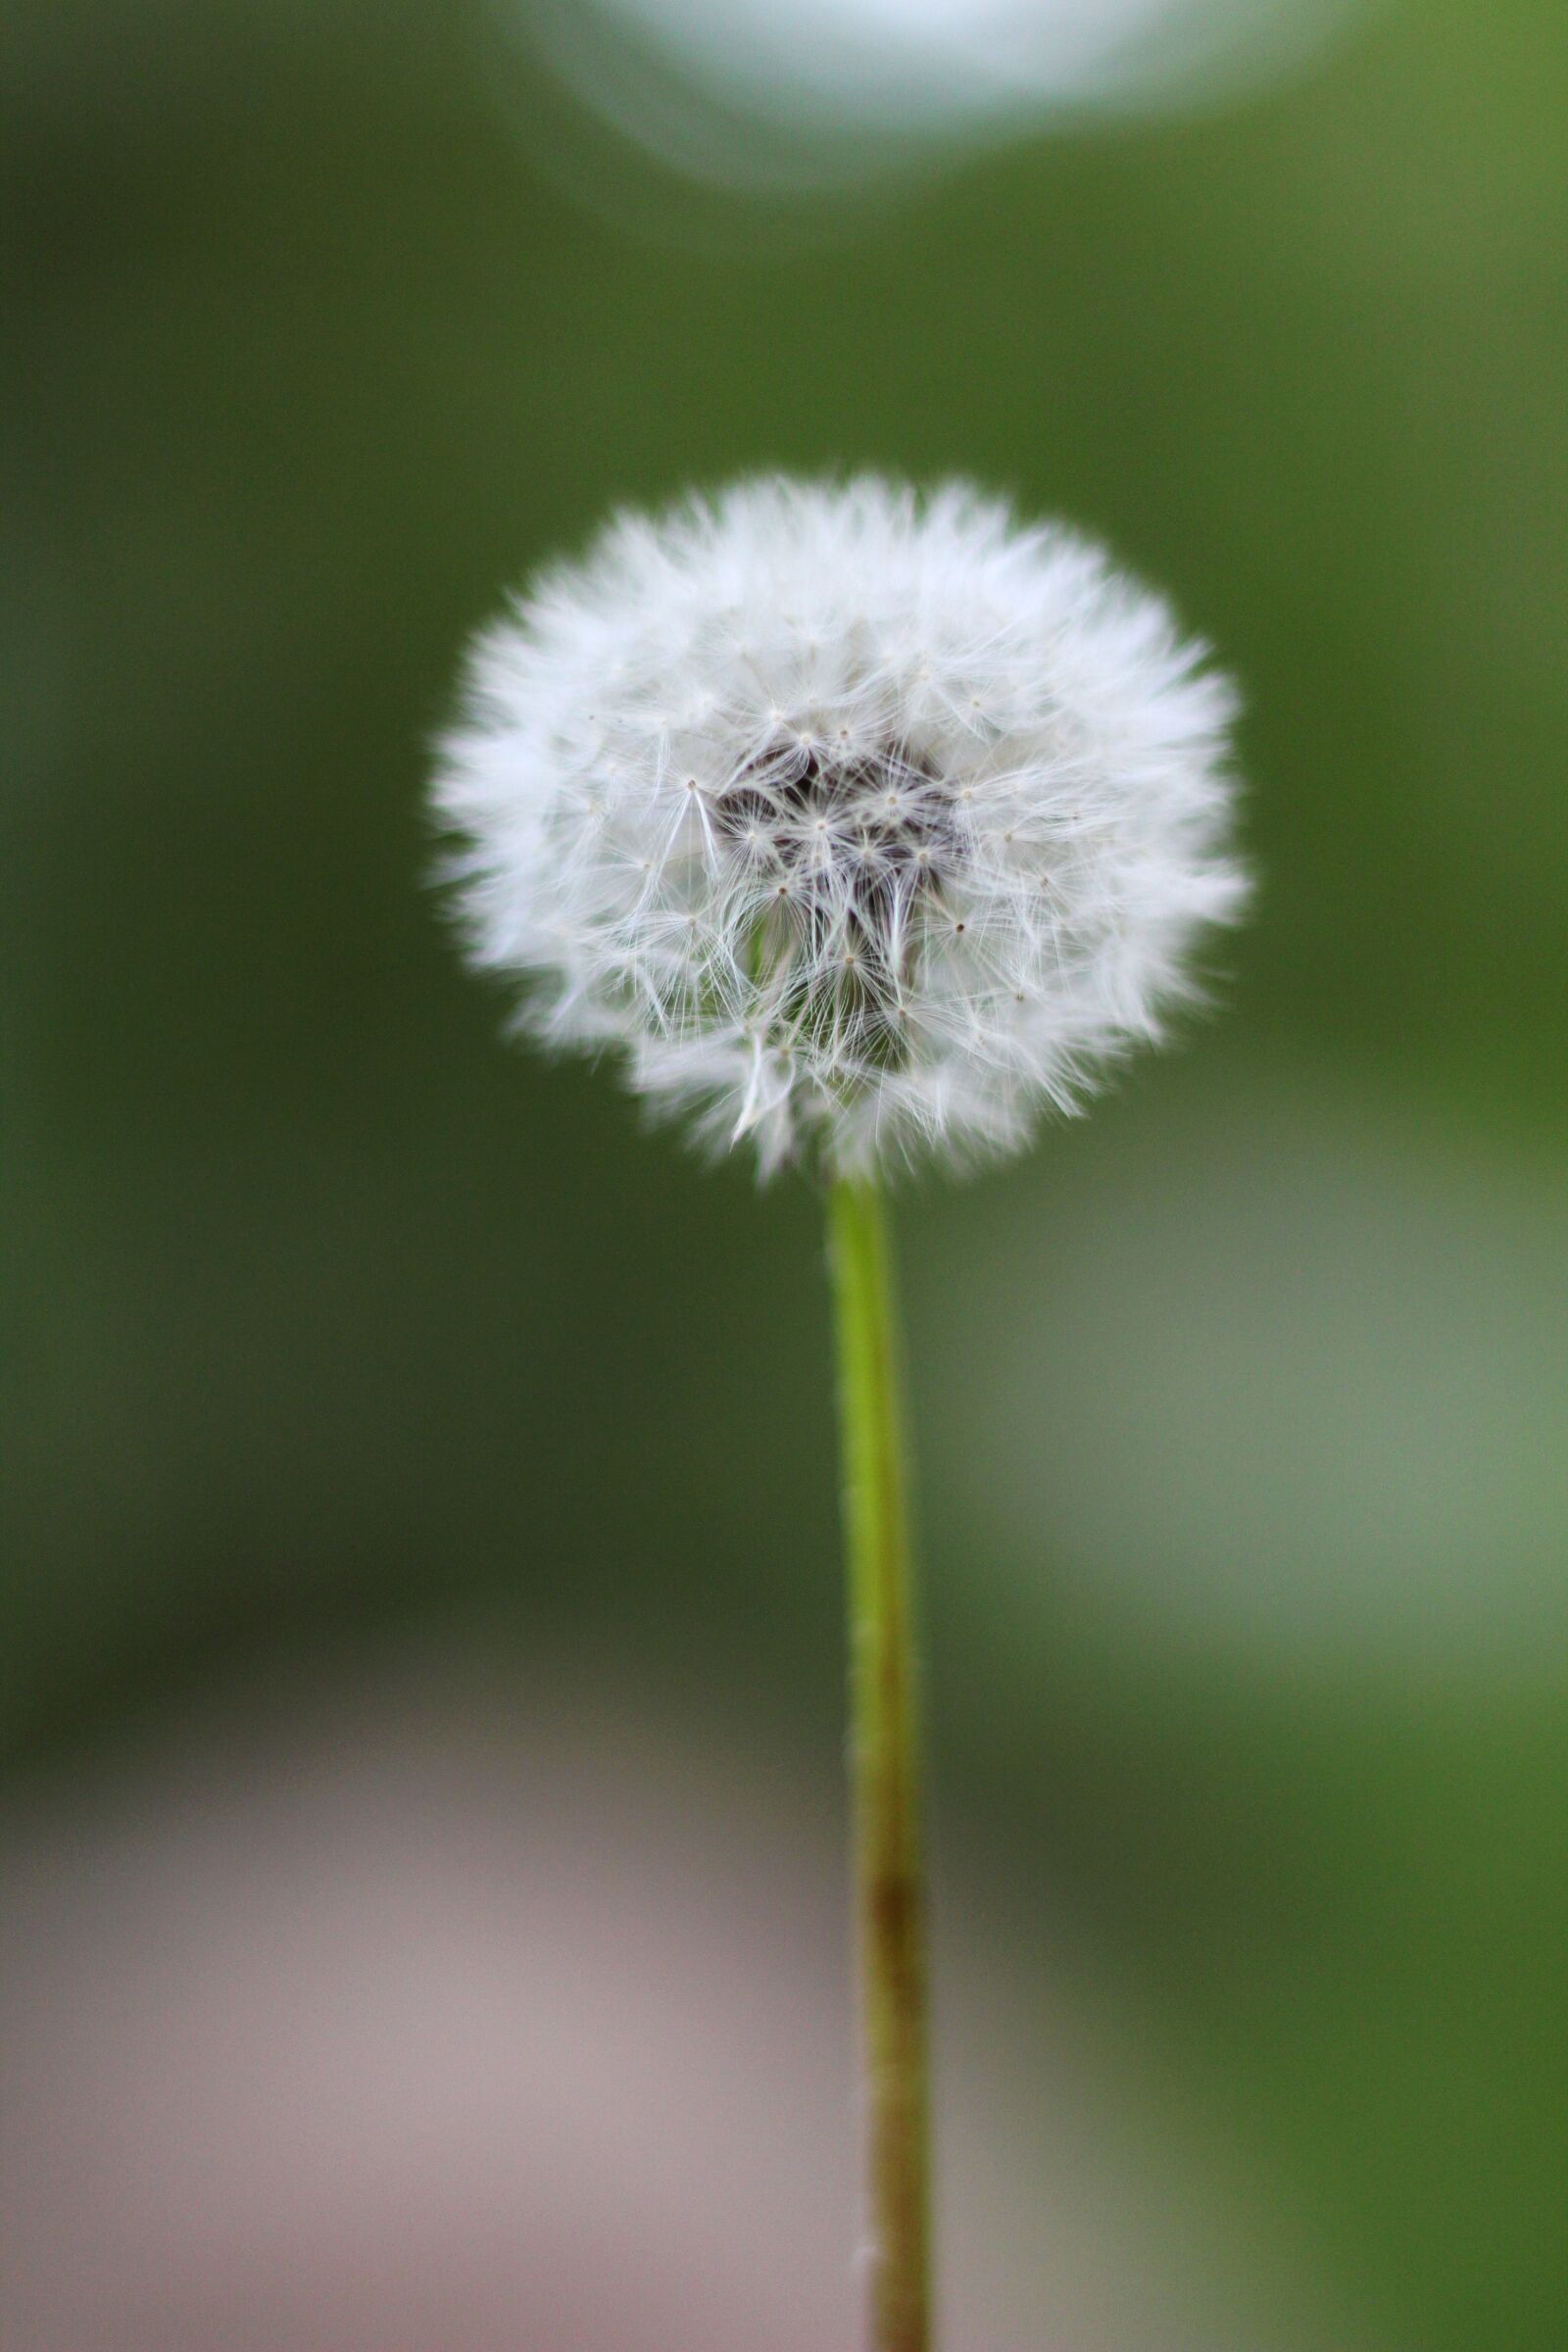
(827, 1177), (931, 2352)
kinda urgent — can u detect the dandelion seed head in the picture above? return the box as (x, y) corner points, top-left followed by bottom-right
(434, 475), (1249, 1178)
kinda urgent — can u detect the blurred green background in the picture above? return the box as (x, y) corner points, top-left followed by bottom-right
(4, 0), (1566, 2343)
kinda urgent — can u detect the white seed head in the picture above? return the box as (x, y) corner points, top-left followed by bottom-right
(434, 476), (1249, 1179)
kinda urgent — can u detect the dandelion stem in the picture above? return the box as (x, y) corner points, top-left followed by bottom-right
(827, 1177), (931, 2352)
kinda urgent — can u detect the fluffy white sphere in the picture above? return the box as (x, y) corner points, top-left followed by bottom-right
(435, 476), (1248, 1178)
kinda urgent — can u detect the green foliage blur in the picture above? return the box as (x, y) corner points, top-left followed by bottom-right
(4, 0), (1566, 2342)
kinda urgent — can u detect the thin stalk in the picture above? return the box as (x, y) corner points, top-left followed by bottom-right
(827, 1177), (931, 2352)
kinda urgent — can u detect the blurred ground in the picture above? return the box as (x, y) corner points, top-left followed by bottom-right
(2, 1653), (1364, 2351)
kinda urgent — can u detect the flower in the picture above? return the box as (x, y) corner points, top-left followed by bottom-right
(434, 475), (1248, 1178)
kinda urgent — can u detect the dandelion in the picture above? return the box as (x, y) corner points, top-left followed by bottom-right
(433, 474), (1248, 2352)
(437, 476), (1245, 1179)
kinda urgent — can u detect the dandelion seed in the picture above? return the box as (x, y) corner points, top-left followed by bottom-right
(434, 477), (1247, 1180)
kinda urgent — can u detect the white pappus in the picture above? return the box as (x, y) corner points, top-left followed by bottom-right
(434, 475), (1249, 1178)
